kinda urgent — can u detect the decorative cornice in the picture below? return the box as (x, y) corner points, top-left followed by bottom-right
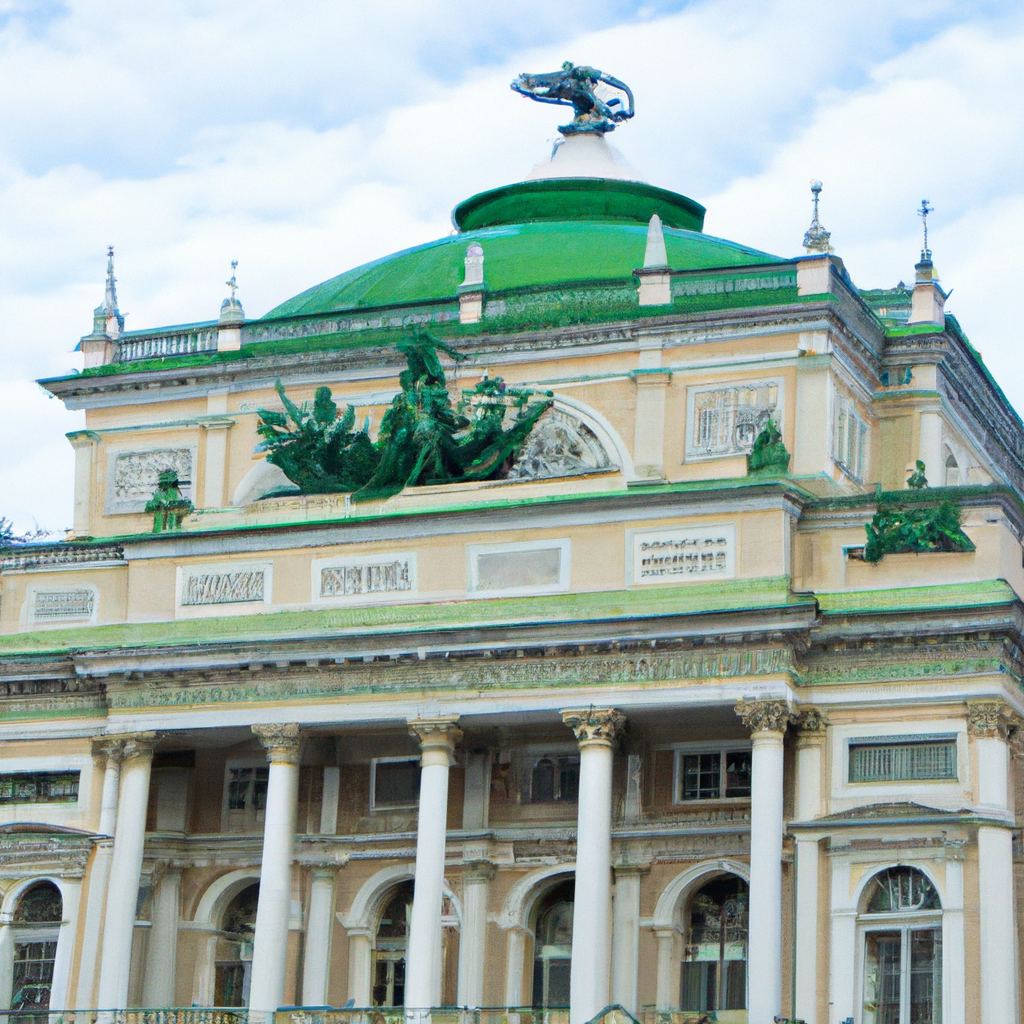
(735, 697), (793, 735)
(252, 722), (303, 764)
(966, 699), (1011, 739)
(561, 707), (625, 746)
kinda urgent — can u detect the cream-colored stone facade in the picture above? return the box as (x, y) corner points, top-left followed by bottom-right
(2, 141), (1023, 1024)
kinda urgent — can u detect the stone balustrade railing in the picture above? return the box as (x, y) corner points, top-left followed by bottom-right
(117, 328), (218, 363)
(0, 1011), (246, 1024)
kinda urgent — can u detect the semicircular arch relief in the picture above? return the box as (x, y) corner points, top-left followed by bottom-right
(506, 406), (614, 482)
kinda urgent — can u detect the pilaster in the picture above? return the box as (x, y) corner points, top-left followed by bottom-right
(67, 430), (101, 538)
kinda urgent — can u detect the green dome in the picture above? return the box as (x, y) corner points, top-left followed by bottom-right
(263, 178), (781, 320)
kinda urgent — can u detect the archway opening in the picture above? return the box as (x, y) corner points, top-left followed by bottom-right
(373, 881), (413, 1007)
(681, 875), (748, 1016)
(532, 879), (574, 1009)
(214, 882), (259, 1007)
(11, 881), (62, 1012)
(861, 867), (941, 1024)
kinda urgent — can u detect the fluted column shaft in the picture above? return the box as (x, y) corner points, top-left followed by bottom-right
(405, 717), (462, 1018)
(737, 699), (789, 1024)
(96, 733), (156, 1009)
(249, 724), (302, 1015)
(562, 708), (625, 1024)
(76, 741), (124, 1008)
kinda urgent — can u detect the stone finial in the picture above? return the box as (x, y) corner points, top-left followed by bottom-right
(636, 214), (671, 306)
(735, 697), (793, 734)
(458, 244), (486, 325)
(966, 700), (1011, 738)
(643, 214), (668, 268)
(802, 180), (834, 254)
(217, 259), (245, 352)
(79, 246), (126, 368)
(253, 723), (303, 764)
(562, 707), (626, 745)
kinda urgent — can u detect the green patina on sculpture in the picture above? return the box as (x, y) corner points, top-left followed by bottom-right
(145, 470), (194, 533)
(747, 418), (791, 474)
(864, 461), (975, 562)
(256, 334), (553, 502)
(511, 62), (634, 135)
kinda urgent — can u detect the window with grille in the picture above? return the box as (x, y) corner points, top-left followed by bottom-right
(676, 748), (752, 801)
(372, 758), (421, 809)
(0, 771), (79, 804)
(849, 737), (957, 783)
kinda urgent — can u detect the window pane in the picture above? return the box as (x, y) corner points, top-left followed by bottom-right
(375, 760), (420, 806)
(866, 868), (941, 913)
(0, 771), (80, 805)
(546, 960), (571, 1007)
(723, 959), (746, 1010)
(910, 929), (942, 1024)
(863, 932), (901, 1024)
(724, 750), (752, 797)
(558, 758), (580, 802)
(682, 753), (721, 800)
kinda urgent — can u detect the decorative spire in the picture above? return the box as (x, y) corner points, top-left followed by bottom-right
(103, 245), (119, 317)
(643, 214), (668, 268)
(802, 180), (833, 254)
(86, 246), (124, 340)
(219, 258), (244, 325)
(918, 199), (932, 261)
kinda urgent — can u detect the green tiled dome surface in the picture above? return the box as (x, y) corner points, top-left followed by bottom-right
(264, 219), (780, 319)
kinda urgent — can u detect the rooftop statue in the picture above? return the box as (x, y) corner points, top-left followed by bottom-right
(512, 62), (634, 135)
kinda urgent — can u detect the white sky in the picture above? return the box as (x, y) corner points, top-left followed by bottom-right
(1, 0), (1022, 533)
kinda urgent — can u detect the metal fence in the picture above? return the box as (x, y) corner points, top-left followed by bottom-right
(0, 1010), (247, 1024)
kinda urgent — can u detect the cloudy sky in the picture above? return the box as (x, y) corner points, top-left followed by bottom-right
(2, 0), (1022, 533)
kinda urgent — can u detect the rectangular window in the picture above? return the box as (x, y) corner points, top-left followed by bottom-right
(226, 767), (269, 811)
(372, 758), (421, 809)
(0, 772), (80, 805)
(833, 395), (868, 481)
(526, 755), (581, 804)
(849, 737), (957, 783)
(676, 748), (751, 802)
(12, 940), (57, 1011)
(687, 381), (783, 460)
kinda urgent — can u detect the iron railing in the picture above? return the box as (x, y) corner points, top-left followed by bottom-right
(0, 1010), (247, 1024)
(274, 1010), (568, 1024)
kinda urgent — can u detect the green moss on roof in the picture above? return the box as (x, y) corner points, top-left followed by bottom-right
(816, 579), (1016, 615)
(264, 221), (781, 319)
(0, 576), (808, 657)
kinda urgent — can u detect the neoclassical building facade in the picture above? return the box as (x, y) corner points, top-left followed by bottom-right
(1, 81), (1023, 1024)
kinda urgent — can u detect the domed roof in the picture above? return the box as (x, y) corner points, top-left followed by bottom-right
(263, 143), (782, 321)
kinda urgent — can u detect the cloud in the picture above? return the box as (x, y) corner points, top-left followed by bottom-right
(0, 0), (1021, 531)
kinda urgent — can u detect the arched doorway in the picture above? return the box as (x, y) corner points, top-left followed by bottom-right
(860, 867), (942, 1024)
(11, 882), (63, 1012)
(532, 880), (574, 1009)
(373, 881), (413, 1007)
(681, 875), (748, 1017)
(214, 882), (259, 1007)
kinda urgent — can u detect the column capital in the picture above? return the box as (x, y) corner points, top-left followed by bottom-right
(561, 707), (625, 747)
(613, 860), (651, 879)
(966, 699), (1013, 739)
(92, 737), (126, 768)
(735, 697), (793, 735)
(253, 723), (303, 764)
(462, 860), (497, 884)
(409, 716), (462, 766)
(119, 732), (157, 762)
(67, 429), (102, 449)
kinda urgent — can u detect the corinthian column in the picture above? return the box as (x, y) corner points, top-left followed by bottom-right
(967, 700), (1018, 1024)
(249, 724), (303, 1015)
(736, 698), (790, 1024)
(76, 739), (125, 1008)
(405, 717), (462, 1019)
(562, 708), (625, 1024)
(97, 733), (156, 1009)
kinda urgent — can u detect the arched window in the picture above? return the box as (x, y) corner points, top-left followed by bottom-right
(373, 881), (413, 1007)
(215, 882), (259, 1007)
(11, 882), (62, 1011)
(681, 875), (748, 1014)
(861, 867), (942, 1024)
(945, 452), (960, 487)
(532, 880), (574, 1009)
